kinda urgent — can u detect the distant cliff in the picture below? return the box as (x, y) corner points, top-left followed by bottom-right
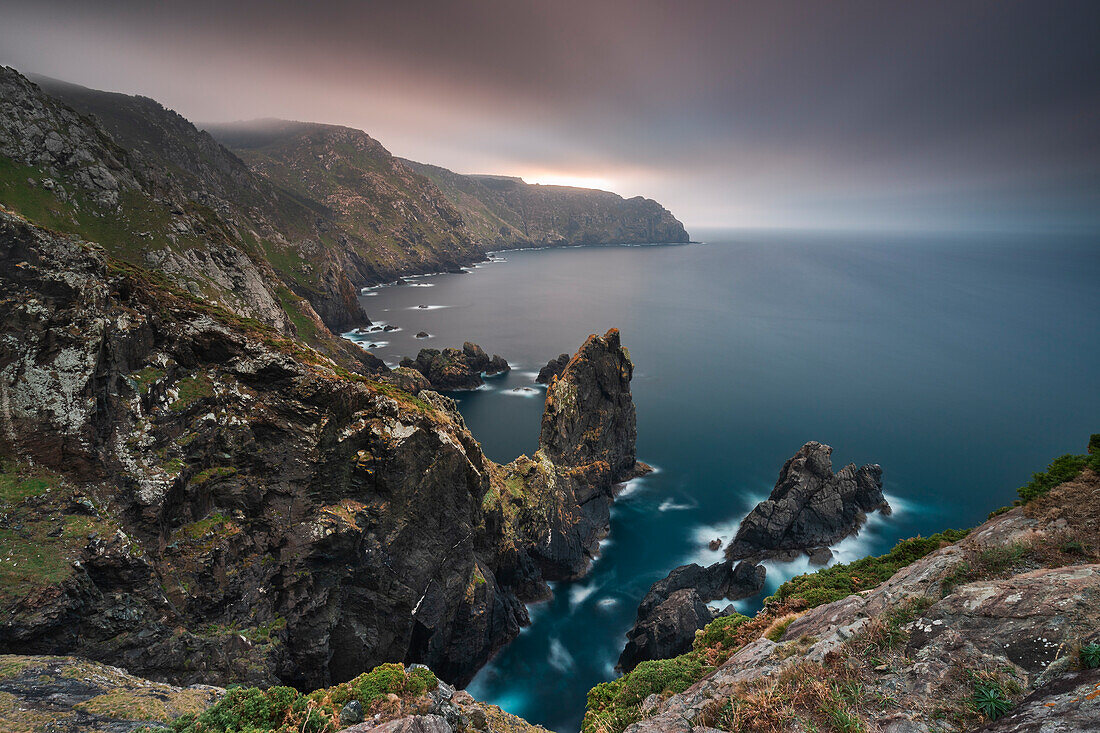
(401, 160), (690, 249)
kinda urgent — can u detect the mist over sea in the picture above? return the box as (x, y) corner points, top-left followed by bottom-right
(353, 229), (1100, 732)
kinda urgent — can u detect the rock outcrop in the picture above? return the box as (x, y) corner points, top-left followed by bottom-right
(618, 561), (765, 672)
(0, 655), (222, 732)
(619, 441), (884, 671)
(485, 329), (648, 582)
(399, 342), (510, 391)
(0, 210), (638, 691)
(536, 353), (570, 384)
(725, 441), (888, 563)
(617, 470), (1100, 733)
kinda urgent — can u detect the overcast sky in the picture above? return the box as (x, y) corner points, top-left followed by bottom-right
(3, 0), (1098, 231)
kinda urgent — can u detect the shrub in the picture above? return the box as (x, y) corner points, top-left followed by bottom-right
(1081, 642), (1100, 669)
(970, 680), (1012, 720)
(1017, 454), (1088, 502)
(769, 529), (969, 609)
(583, 654), (711, 733)
(693, 613), (750, 651)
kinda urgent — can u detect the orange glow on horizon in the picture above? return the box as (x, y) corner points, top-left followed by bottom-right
(521, 173), (615, 191)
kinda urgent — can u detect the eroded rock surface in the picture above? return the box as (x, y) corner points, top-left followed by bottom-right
(0, 211), (639, 691)
(725, 441), (888, 562)
(399, 342), (510, 391)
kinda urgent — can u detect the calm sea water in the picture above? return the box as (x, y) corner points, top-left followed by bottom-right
(351, 229), (1100, 732)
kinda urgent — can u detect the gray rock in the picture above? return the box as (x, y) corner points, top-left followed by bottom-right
(341, 699), (365, 724)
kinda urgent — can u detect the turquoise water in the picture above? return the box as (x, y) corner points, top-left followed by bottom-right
(354, 230), (1100, 732)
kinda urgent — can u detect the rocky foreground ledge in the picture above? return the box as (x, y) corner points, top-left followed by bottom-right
(589, 440), (1100, 733)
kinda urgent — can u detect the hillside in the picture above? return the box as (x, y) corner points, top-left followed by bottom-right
(205, 120), (484, 279)
(402, 160), (690, 249)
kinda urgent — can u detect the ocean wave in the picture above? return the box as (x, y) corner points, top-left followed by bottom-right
(501, 387), (542, 398)
(658, 496), (697, 512)
(407, 304), (449, 310)
(548, 637), (575, 673)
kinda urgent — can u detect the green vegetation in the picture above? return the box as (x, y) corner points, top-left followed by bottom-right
(585, 655), (712, 733)
(1017, 434), (1100, 502)
(769, 529), (969, 608)
(190, 467), (238, 486)
(970, 678), (1012, 720)
(1081, 642), (1100, 669)
(168, 663), (438, 733)
(129, 366), (167, 395)
(170, 374), (215, 411)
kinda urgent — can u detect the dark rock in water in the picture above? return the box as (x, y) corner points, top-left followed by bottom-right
(383, 324), (398, 332)
(416, 331), (429, 338)
(708, 538), (722, 551)
(725, 441), (888, 563)
(340, 700), (365, 724)
(486, 354), (510, 375)
(418, 304), (428, 308)
(539, 329), (637, 482)
(487, 329), (646, 584)
(368, 343), (377, 348)
(399, 342), (510, 390)
(617, 559), (764, 671)
(370, 325), (383, 332)
(807, 546), (834, 565)
(536, 353), (570, 384)
(617, 589), (715, 674)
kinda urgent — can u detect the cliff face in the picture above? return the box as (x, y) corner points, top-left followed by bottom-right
(0, 209), (640, 690)
(12, 69), (372, 337)
(402, 161), (690, 248)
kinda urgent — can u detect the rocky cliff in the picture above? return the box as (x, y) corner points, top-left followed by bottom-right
(401, 161), (690, 249)
(0, 208), (640, 691)
(586, 440), (1100, 733)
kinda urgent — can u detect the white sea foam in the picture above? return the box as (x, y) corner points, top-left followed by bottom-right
(501, 387), (542, 398)
(548, 637), (575, 672)
(570, 583), (598, 608)
(615, 477), (647, 500)
(408, 305), (449, 310)
(403, 281), (435, 287)
(658, 497), (697, 512)
(596, 597), (619, 612)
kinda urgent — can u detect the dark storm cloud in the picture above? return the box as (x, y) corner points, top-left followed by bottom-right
(2, 0), (1097, 230)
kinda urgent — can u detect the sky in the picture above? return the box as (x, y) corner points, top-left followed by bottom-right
(2, 0), (1098, 232)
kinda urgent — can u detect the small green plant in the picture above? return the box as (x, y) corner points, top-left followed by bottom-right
(1017, 434), (1100, 503)
(1081, 642), (1100, 669)
(1060, 540), (1086, 555)
(971, 680), (1012, 720)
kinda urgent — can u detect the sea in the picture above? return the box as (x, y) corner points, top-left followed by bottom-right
(346, 228), (1100, 732)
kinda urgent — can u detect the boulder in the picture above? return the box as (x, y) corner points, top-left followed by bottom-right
(536, 353), (570, 384)
(618, 589), (716, 673)
(618, 560), (765, 670)
(725, 441), (888, 562)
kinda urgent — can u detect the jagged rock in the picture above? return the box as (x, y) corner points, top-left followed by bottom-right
(725, 441), (888, 562)
(539, 329), (637, 481)
(486, 354), (509, 375)
(618, 560), (765, 671)
(416, 331), (429, 338)
(379, 366), (432, 395)
(618, 589), (716, 673)
(401, 343), (510, 391)
(708, 538), (722, 551)
(536, 353), (570, 384)
(383, 324), (398, 331)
